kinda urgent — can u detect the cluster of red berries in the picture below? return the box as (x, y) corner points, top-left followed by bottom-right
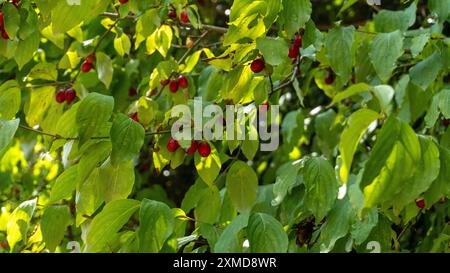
(168, 9), (190, 24)
(0, 12), (9, 40)
(288, 33), (302, 60)
(81, 54), (95, 73)
(55, 88), (77, 104)
(161, 75), (189, 93)
(167, 138), (211, 158)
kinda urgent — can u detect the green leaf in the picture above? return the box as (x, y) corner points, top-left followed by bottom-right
(303, 157), (339, 219)
(272, 160), (303, 206)
(49, 166), (78, 203)
(424, 145), (450, 205)
(76, 92), (114, 145)
(331, 83), (370, 105)
(195, 185), (221, 225)
(318, 198), (355, 252)
(279, 0), (312, 37)
(226, 160), (258, 213)
(100, 160), (135, 202)
(110, 113), (145, 165)
(214, 213), (249, 253)
(371, 85), (394, 112)
(369, 31), (404, 82)
(351, 207), (378, 245)
(136, 9), (160, 38)
(137, 199), (174, 253)
(15, 31), (40, 69)
(86, 199), (140, 252)
(256, 37), (290, 66)
(428, 0), (450, 22)
(374, 4), (416, 33)
(78, 141), (111, 183)
(194, 143), (221, 185)
(41, 205), (72, 252)
(96, 52), (114, 88)
(114, 32), (131, 57)
(339, 109), (380, 183)
(409, 51), (443, 90)
(0, 118), (19, 158)
(0, 81), (21, 120)
(325, 26), (355, 84)
(439, 90), (450, 118)
(24, 86), (55, 127)
(3, 3), (20, 38)
(6, 198), (37, 250)
(247, 212), (288, 253)
(76, 168), (104, 226)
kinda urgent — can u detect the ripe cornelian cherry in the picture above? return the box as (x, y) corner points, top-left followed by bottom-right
(65, 88), (77, 104)
(55, 89), (66, 103)
(293, 34), (302, 48)
(131, 112), (139, 122)
(198, 141), (211, 157)
(260, 101), (270, 112)
(288, 44), (300, 59)
(0, 240), (7, 249)
(81, 61), (93, 72)
(160, 79), (170, 86)
(0, 13), (4, 30)
(168, 9), (177, 19)
(85, 54), (96, 64)
(180, 11), (189, 23)
(119, 0), (129, 4)
(178, 75), (188, 88)
(128, 87), (137, 97)
(415, 198), (425, 209)
(167, 138), (180, 152)
(169, 79), (179, 93)
(186, 140), (198, 155)
(250, 59), (265, 73)
(1, 31), (8, 40)
(325, 70), (335, 85)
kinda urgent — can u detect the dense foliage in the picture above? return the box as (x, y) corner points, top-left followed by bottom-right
(0, 0), (449, 253)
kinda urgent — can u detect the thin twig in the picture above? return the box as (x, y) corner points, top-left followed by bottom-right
(177, 31), (209, 64)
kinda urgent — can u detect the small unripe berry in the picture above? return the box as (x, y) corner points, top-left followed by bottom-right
(325, 70), (335, 85)
(178, 75), (188, 88)
(167, 137), (180, 152)
(186, 37), (194, 49)
(250, 59), (265, 73)
(186, 140), (198, 155)
(169, 79), (179, 93)
(1, 240), (7, 249)
(160, 79), (170, 86)
(65, 88), (77, 104)
(80, 61), (93, 73)
(198, 141), (211, 157)
(415, 198), (425, 209)
(180, 11), (189, 24)
(168, 9), (177, 19)
(56, 89), (66, 103)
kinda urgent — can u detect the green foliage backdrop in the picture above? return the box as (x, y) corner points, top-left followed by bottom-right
(0, 0), (449, 253)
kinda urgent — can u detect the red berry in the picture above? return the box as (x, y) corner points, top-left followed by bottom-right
(415, 198), (425, 209)
(178, 75), (188, 88)
(325, 70), (335, 85)
(1, 240), (7, 249)
(80, 61), (93, 73)
(180, 11), (189, 24)
(288, 44), (300, 59)
(169, 80), (179, 93)
(1, 30), (9, 40)
(197, 141), (211, 157)
(260, 101), (270, 112)
(65, 88), (77, 104)
(69, 203), (76, 214)
(55, 89), (66, 103)
(250, 59), (265, 73)
(168, 9), (177, 19)
(119, 0), (129, 4)
(167, 137), (180, 152)
(85, 54), (96, 64)
(0, 13), (4, 30)
(443, 119), (450, 128)
(131, 112), (139, 122)
(160, 79), (170, 86)
(128, 87), (137, 97)
(186, 140), (198, 155)
(293, 34), (302, 48)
